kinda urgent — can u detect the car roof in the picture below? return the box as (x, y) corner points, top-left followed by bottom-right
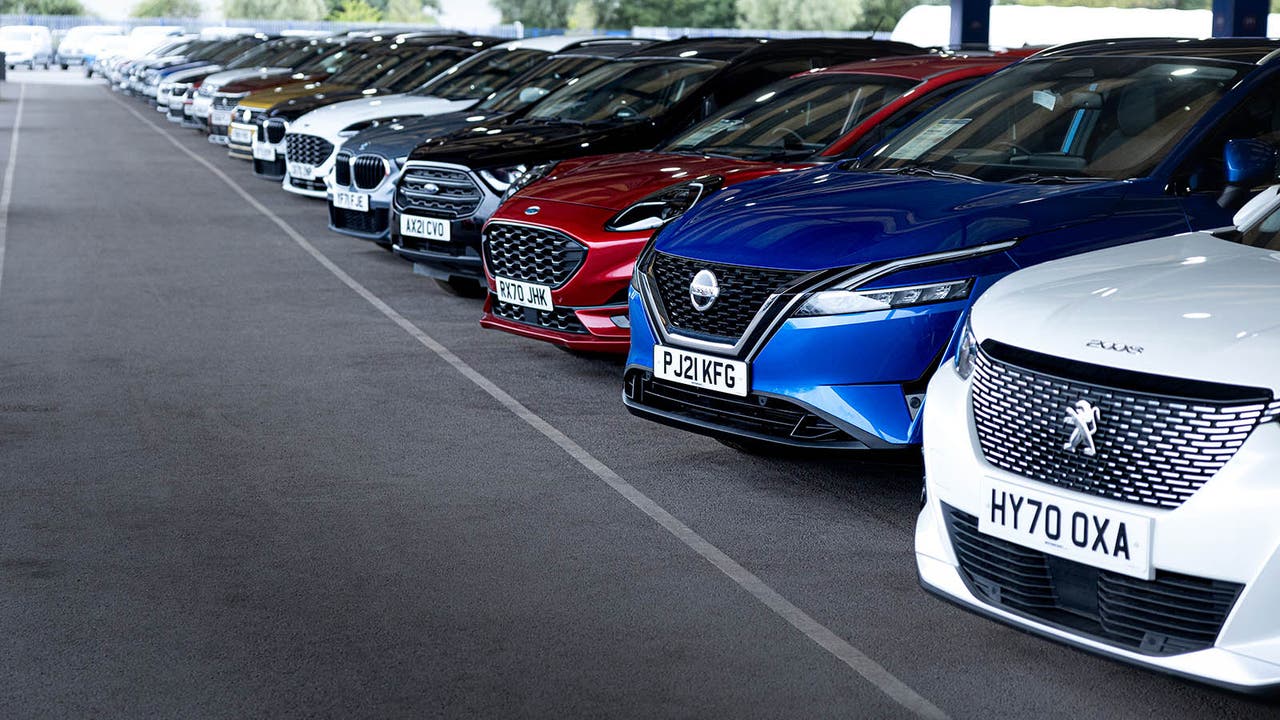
(620, 36), (924, 64)
(1035, 37), (1280, 65)
(555, 37), (656, 59)
(814, 52), (1025, 81)
(492, 35), (611, 53)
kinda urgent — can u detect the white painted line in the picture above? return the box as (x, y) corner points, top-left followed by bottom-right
(111, 94), (949, 720)
(0, 82), (27, 297)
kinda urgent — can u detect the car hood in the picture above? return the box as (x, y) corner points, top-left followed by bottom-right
(198, 66), (290, 93)
(341, 109), (514, 159)
(240, 82), (354, 110)
(164, 64), (218, 83)
(972, 232), (1280, 393)
(406, 119), (661, 170)
(287, 93), (477, 141)
(652, 168), (1128, 271)
(266, 87), (402, 121)
(523, 151), (806, 210)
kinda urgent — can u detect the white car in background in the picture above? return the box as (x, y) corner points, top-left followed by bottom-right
(279, 35), (587, 198)
(1, 25), (53, 69)
(56, 24), (124, 69)
(916, 184), (1280, 692)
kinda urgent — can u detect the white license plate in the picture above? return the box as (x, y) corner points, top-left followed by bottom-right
(229, 127), (254, 145)
(653, 345), (748, 397)
(495, 276), (553, 311)
(979, 477), (1153, 579)
(210, 109), (232, 126)
(287, 161), (315, 179)
(332, 191), (369, 212)
(252, 143), (276, 162)
(400, 214), (450, 241)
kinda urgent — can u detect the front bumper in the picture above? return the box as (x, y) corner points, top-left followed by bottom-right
(916, 362), (1280, 692)
(226, 119), (258, 160)
(328, 172), (397, 242)
(389, 161), (500, 281)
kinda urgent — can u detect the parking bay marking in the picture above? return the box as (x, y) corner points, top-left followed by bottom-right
(0, 82), (25, 298)
(113, 94), (948, 720)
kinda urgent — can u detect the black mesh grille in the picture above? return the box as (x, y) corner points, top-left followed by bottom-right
(334, 152), (351, 187)
(491, 299), (587, 334)
(972, 346), (1279, 509)
(483, 223), (586, 288)
(253, 157), (285, 178)
(289, 176), (326, 192)
(944, 506), (1243, 655)
(395, 166), (482, 219)
(650, 252), (806, 340)
(263, 118), (286, 144)
(625, 370), (852, 444)
(284, 133), (334, 168)
(353, 155), (388, 190)
(329, 206), (389, 235)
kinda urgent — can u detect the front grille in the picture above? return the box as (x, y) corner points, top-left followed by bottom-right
(944, 506), (1243, 656)
(491, 299), (587, 334)
(353, 155), (388, 190)
(290, 176), (326, 192)
(625, 370), (853, 444)
(263, 118), (286, 144)
(212, 94), (239, 110)
(972, 343), (1278, 509)
(284, 133), (334, 168)
(395, 166), (482, 219)
(334, 152), (351, 186)
(329, 206), (388, 235)
(650, 252), (807, 341)
(483, 223), (586, 288)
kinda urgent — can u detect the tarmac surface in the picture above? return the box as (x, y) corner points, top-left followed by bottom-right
(2, 69), (1278, 718)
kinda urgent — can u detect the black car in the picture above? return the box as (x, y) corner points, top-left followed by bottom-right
(388, 36), (925, 295)
(247, 35), (503, 179)
(327, 37), (655, 244)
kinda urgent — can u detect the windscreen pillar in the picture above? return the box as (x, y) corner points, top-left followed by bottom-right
(1212, 0), (1269, 37)
(950, 0), (991, 50)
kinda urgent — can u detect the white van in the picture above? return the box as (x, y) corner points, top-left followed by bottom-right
(1, 25), (54, 70)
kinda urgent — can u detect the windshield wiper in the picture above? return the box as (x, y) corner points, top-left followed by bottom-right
(1003, 172), (1109, 185)
(880, 164), (981, 182)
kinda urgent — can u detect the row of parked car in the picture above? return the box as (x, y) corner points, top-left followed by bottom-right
(108, 30), (1280, 692)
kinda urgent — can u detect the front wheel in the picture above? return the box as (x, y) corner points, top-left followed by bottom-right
(433, 277), (486, 298)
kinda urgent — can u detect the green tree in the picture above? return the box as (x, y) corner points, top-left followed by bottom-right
(386, 0), (440, 22)
(224, 0), (328, 20)
(738, 0), (862, 31)
(29, 0), (85, 13)
(328, 0), (382, 21)
(589, 0), (735, 28)
(131, 0), (202, 17)
(491, 0), (575, 27)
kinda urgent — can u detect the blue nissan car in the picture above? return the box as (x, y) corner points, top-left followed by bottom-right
(623, 38), (1280, 452)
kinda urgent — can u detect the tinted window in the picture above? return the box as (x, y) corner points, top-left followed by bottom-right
(477, 54), (609, 113)
(413, 48), (547, 101)
(526, 59), (720, 123)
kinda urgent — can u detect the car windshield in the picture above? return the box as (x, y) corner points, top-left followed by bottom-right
(225, 40), (285, 69)
(412, 47), (547, 100)
(205, 39), (257, 63)
(0, 28), (37, 42)
(295, 44), (362, 75)
(476, 54), (610, 113)
(1233, 199), (1280, 249)
(525, 59), (720, 124)
(349, 46), (470, 91)
(664, 73), (916, 161)
(862, 56), (1248, 183)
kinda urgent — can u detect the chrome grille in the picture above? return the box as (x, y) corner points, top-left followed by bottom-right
(212, 94), (240, 110)
(395, 165), (482, 219)
(972, 345), (1280, 509)
(334, 152), (352, 186)
(353, 155), (388, 190)
(483, 223), (586, 288)
(284, 133), (334, 168)
(263, 118), (287, 144)
(650, 252), (806, 340)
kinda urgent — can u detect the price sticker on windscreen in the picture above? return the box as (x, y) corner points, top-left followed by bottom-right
(887, 118), (971, 161)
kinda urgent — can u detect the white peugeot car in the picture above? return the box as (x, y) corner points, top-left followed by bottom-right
(278, 35), (587, 199)
(916, 184), (1280, 691)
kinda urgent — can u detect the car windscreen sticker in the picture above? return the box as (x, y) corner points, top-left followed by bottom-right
(887, 118), (970, 160)
(1032, 89), (1057, 111)
(677, 118), (745, 147)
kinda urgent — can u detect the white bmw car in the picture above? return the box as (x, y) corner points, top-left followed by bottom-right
(278, 35), (588, 199)
(916, 185), (1280, 691)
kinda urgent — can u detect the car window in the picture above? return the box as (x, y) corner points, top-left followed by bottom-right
(1174, 84), (1280, 194)
(863, 57), (1247, 183)
(477, 54), (609, 113)
(836, 79), (980, 160)
(413, 48), (547, 101)
(526, 59), (721, 123)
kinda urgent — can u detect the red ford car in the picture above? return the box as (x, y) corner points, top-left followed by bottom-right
(478, 52), (1033, 353)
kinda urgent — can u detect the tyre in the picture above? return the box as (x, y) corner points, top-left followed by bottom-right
(433, 277), (486, 298)
(60, 63), (68, 70)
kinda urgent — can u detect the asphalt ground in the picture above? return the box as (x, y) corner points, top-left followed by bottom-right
(1, 69), (1278, 719)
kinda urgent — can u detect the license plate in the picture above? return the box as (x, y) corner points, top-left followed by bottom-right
(210, 109), (232, 126)
(229, 127), (254, 145)
(653, 345), (748, 397)
(332, 191), (369, 212)
(287, 161), (315, 179)
(979, 477), (1153, 579)
(495, 276), (553, 311)
(400, 214), (450, 242)
(252, 143), (276, 161)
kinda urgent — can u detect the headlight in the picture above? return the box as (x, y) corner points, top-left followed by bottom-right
(500, 162), (558, 202)
(954, 318), (978, 380)
(793, 278), (972, 318)
(479, 164), (530, 194)
(606, 176), (724, 233)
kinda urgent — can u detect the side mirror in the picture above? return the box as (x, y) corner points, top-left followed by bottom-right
(1225, 138), (1278, 187)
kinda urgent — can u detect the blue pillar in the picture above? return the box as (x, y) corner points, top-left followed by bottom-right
(950, 0), (991, 50)
(1212, 0), (1269, 37)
